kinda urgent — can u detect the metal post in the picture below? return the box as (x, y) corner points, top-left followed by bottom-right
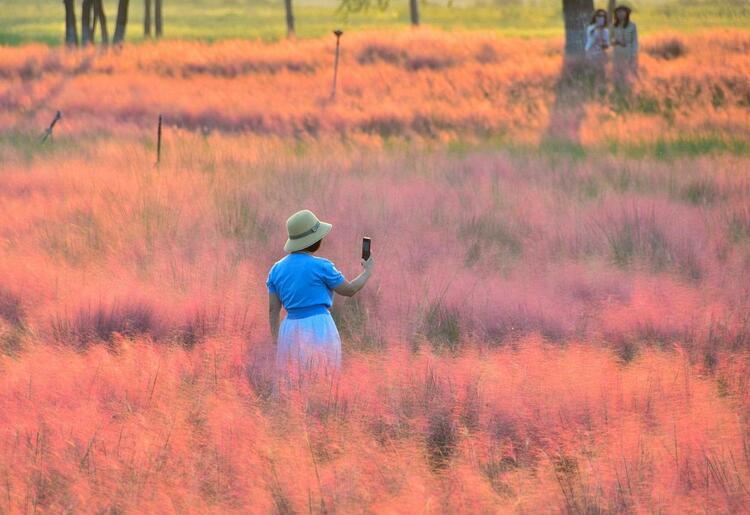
(330, 30), (343, 100)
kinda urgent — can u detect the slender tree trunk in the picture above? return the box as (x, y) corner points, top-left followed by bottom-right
(63, 0), (78, 47)
(92, 4), (98, 43)
(113, 0), (130, 44)
(563, 0), (594, 57)
(155, 0), (163, 38)
(284, 0), (295, 38)
(607, 0), (616, 26)
(82, 0), (94, 45)
(144, 0), (152, 37)
(94, 0), (109, 46)
(409, 0), (420, 27)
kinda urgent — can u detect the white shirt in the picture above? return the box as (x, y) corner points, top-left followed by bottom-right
(585, 25), (610, 57)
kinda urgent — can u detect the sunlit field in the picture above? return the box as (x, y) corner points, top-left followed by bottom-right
(1, 26), (750, 513)
(3, 30), (750, 150)
(3, 0), (750, 45)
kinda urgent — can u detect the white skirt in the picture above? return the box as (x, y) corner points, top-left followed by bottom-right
(276, 312), (342, 379)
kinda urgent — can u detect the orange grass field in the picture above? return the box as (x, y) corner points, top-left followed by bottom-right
(1, 29), (750, 513)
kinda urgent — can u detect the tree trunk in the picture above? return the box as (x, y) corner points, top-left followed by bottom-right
(155, 0), (163, 38)
(284, 0), (295, 38)
(563, 0), (594, 57)
(144, 0), (151, 37)
(113, 0), (130, 44)
(409, 0), (420, 27)
(92, 8), (98, 42)
(607, 0), (616, 26)
(63, 0), (78, 47)
(94, 0), (109, 46)
(82, 0), (94, 45)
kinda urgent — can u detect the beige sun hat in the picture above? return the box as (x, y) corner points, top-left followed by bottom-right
(284, 209), (333, 253)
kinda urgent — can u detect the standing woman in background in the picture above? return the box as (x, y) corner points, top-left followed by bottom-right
(612, 5), (639, 91)
(585, 9), (610, 94)
(267, 209), (374, 391)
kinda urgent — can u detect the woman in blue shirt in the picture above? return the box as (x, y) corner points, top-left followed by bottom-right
(266, 209), (374, 383)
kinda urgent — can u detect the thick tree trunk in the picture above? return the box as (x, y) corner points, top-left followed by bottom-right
(563, 0), (594, 57)
(63, 0), (78, 47)
(155, 0), (163, 37)
(81, 0), (94, 45)
(409, 0), (420, 27)
(144, 0), (151, 37)
(94, 0), (109, 46)
(284, 0), (295, 38)
(113, 0), (130, 44)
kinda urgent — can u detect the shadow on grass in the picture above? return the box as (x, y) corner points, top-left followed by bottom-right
(543, 57), (595, 148)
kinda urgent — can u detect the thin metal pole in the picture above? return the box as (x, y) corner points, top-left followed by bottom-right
(156, 114), (162, 167)
(330, 30), (343, 100)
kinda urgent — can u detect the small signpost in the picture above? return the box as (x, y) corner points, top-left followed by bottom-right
(330, 30), (343, 100)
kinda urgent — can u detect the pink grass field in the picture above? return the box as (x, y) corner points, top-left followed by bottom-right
(0, 29), (749, 512)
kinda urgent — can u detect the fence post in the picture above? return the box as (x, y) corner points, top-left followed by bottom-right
(156, 114), (162, 167)
(330, 30), (343, 100)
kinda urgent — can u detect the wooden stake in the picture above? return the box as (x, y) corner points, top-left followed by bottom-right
(41, 111), (62, 143)
(156, 114), (162, 167)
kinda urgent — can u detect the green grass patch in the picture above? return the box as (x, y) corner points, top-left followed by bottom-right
(607, 137), (750, 160)
(421, 300), (462, 354)
(0, 131), (86, 165)
(441, 133), (750, 166)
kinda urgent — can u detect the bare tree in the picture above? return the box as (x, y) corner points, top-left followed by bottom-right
(113, 0), (130, 44)
(145, 0), (152, 37)
(607, 0), (616, 26)
(63, 0), (78, 47)
(94, 0), (109, 46)
(563, 0), (594, 58)
(82, 0), (94, 45)
(155, 0), (163, 37)
(284, 0), (295, 38)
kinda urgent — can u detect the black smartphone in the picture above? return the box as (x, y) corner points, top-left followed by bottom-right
(362, 237), (371, 260)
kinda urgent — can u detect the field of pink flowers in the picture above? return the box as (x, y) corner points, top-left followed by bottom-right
(0, 30), (749, 512)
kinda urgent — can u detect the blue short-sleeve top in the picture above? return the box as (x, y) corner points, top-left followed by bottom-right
(266, 253), (346, 319)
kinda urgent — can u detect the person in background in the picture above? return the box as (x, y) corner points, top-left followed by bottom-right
(266, 209), (374, 392)
(611, 5), (639, 91)
(585, 9), (610, 94)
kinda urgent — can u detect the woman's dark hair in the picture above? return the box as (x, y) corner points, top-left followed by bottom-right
(591, 9), (608, 25)
(300, 239), (321, 253)
(613, 6), (631, 28)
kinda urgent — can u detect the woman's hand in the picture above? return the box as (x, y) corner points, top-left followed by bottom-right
(335, 256), (374, 297)
(361, 255), (374, 275)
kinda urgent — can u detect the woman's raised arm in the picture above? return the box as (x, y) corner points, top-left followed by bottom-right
(334, 256), (374, 297)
